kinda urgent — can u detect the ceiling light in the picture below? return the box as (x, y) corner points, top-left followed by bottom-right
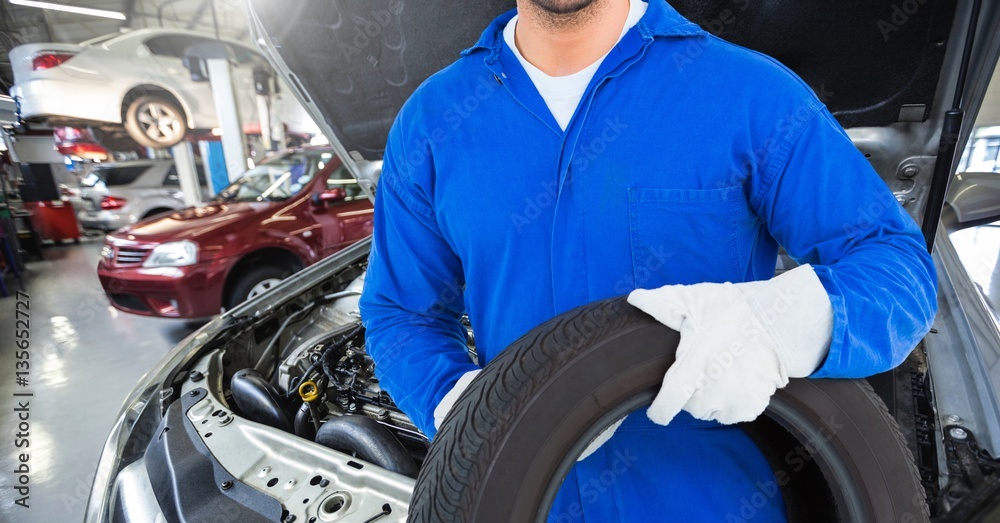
(8, 0), (126, 20)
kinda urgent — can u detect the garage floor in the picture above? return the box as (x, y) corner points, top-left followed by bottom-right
(0, 237), (202, 522)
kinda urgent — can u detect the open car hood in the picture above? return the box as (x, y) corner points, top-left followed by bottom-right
(246, 0), (1000, 225)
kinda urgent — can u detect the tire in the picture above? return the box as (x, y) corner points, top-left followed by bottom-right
(225, 265), (292, 310)
(123, 94), (187, 149)
(410, 296), (928, 523)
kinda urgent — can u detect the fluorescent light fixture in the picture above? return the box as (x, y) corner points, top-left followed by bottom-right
(9, 0), (126, 20)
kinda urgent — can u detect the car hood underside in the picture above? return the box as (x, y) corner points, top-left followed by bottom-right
(247, 0), (958, 159)
(246, 0), (1000, 240)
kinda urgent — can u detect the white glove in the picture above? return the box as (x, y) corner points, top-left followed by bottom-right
(576, 418), (625, 461)
(627, 264), (833, 426)
(432, 369), (481, 430)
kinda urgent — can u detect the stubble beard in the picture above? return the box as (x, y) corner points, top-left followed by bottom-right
(523, 0), (607, 29)
(529, 0), (597, 15)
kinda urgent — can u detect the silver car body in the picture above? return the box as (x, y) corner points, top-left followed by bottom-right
(8, 28), (317, 135)
(77, 159), (206, 231)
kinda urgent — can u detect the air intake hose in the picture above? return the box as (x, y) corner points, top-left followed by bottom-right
(314, 415), (419, 478)
(230, 368), (294, 432)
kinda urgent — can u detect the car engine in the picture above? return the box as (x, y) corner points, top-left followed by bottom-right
(121, 253), (465, 522)
(214, 269), (478, 483)
(214, 279), (430, 481)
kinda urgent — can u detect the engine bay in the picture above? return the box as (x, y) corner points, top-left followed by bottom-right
(136, 258), (464, 522)
(100, 250), (426, 523)
(234, 316), (427, 477)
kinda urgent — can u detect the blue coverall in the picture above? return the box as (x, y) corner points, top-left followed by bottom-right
(358, 1), (938, 520)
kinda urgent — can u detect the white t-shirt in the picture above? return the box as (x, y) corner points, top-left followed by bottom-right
(502, 0), (647, 130)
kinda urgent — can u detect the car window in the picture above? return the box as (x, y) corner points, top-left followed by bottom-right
(958, 135), (1000, 173)
(163, 166), (180, 187)
(215, 150), (327, 203)
(162, 164), (208, 187)
(227, 43), (262, 66)
(196, 165), (208, 186)
(81, 165), (149, 187)
(145, 35), (216, 59)
(324, 160), (364, 201)
(79, 33), (118, 46)
(950, 57), (1000, 323)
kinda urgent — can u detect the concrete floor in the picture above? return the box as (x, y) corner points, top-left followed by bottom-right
(0, 237), (203, 523)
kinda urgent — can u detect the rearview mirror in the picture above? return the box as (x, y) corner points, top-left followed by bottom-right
(311, 187), (347, 206)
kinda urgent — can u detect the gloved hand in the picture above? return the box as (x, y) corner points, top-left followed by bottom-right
(627, 264), (833, 426)
(432, 369), (481, 430)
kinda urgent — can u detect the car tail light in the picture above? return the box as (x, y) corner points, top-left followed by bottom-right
(100, 196), (127, 210)
(56, 142), (109, 161)
(32, 52), (75, 70)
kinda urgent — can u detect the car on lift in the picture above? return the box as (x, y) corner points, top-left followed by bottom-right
(8, 28), (317, 149)
(77, 159), (209, 231)
(97, 146), (372, 318)
(86, 1), (1000, 522)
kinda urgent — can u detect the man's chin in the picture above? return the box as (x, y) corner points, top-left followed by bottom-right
(528, 0), (598, 15)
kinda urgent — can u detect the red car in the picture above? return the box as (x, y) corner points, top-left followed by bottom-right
(97, 147), (373, 318)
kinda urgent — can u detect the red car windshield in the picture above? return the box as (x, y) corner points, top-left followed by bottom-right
(216, 151), (331, 202)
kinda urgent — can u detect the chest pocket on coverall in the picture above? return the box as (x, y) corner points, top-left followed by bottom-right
(628, 185), (758, 287)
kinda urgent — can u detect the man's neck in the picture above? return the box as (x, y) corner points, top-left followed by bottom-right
(514, 0), (629, 77)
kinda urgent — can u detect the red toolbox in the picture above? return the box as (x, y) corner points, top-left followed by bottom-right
(22, 200), (81, 243)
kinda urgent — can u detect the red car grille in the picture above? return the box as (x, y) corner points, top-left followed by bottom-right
(114, 246), (151, 266)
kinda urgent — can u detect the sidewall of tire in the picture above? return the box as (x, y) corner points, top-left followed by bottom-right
(226, 265), (291, 310)
(123, 95), (187, 149)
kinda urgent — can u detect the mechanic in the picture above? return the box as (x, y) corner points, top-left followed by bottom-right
(359, 0), (938, 520)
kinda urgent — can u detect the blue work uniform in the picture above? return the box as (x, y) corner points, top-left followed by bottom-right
(359, 0), (938, 520)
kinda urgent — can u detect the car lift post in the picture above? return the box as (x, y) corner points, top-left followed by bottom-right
(171, 141), (203, 207)
(184, 42), (248, 182)
(253, 66), (274, 152)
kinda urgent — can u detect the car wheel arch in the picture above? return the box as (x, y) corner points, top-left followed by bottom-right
(120, 84), (194, 129)
(222, 247), (306, 307)
(141, 207), (176, 220)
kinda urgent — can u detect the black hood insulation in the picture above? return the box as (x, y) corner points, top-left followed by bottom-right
(248, 0), (958, 160)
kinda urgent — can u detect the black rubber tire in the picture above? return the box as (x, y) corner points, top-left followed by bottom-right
(123, 94), (187, 149)
(409, 296), (929, 523)
(225, 265), (292, 310)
